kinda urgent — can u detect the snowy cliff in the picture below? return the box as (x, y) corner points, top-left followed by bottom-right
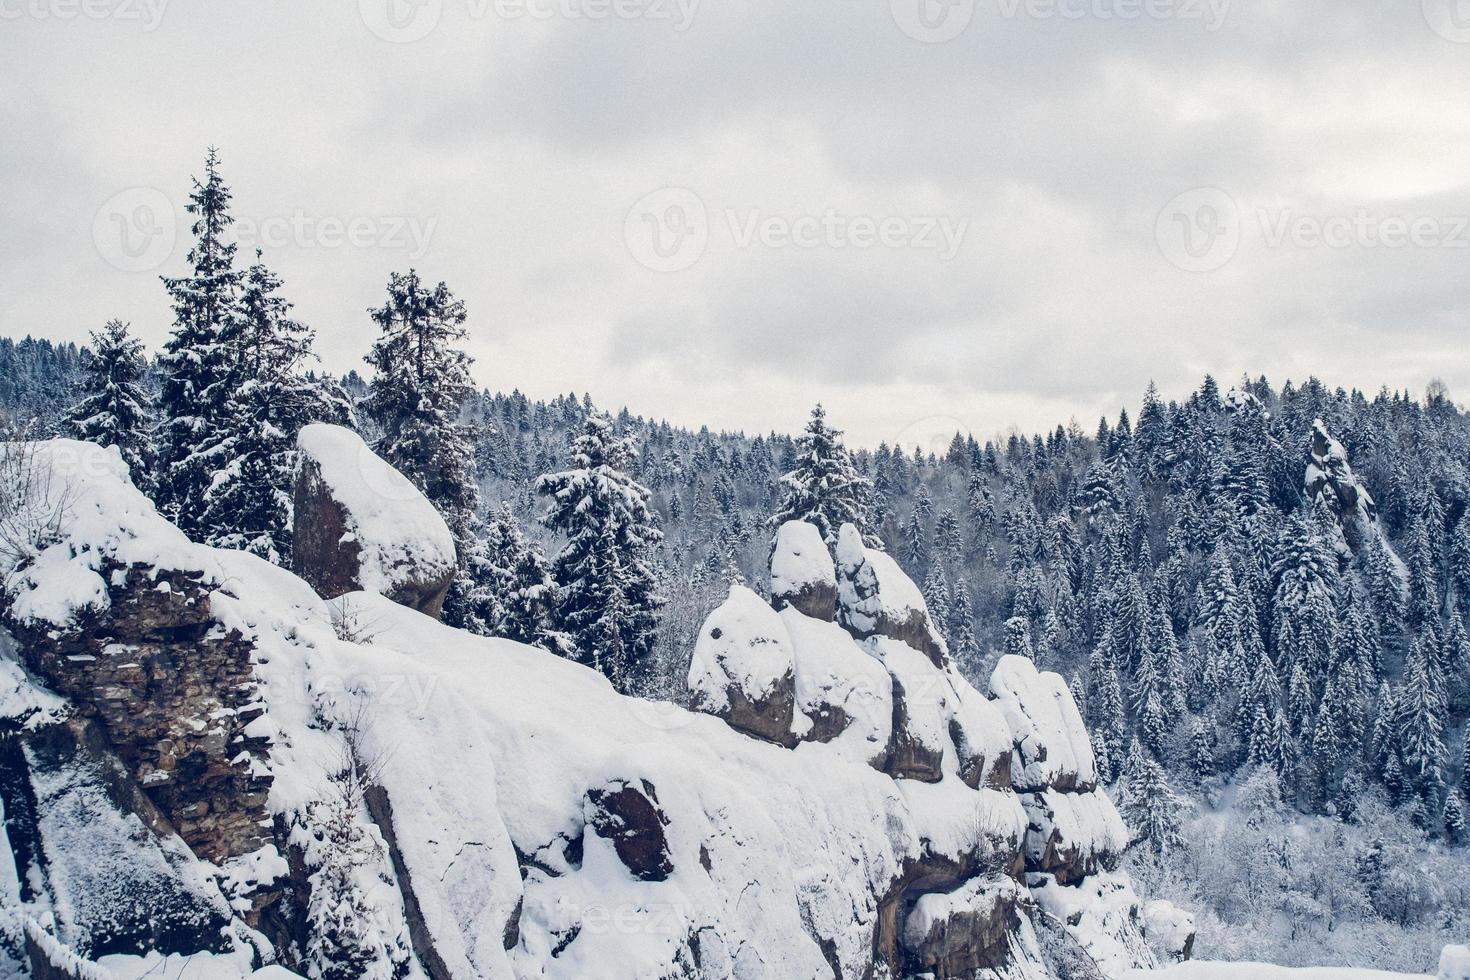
(0, 441), (1186, 979)
(688, 519), (1189, 978)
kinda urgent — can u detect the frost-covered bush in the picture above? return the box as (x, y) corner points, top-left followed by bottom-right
(1124, 783), (1470, 974)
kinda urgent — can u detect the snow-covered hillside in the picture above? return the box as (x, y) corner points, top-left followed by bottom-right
(0, 434), (1182, 979)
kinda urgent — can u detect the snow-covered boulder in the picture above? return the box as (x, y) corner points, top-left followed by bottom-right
(835, 523), (948, 666)
(947, 672), (1016, 792)
(779, 606), (892, 754)
(902, 875), (1034, 978)
(1442, 945), (1470, 980)
(1143, 900), (1197, 964)
(687, 585), (799, 745)
(990, 654), (1097, 793)
(770, 519), (838, 621)
(1030, 871), (1159, 978)
(1020, 788), (1129, 885)
(292, 423), (456, 618)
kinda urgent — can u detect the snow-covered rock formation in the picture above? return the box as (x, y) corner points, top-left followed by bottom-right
(1304, 418), (1389, 556)
(0, 442), (1187, 979)
(292, 423), (457, 617)
(687, 518), (1189, 978)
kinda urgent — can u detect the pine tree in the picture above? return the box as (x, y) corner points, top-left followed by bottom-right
(157, 147), (244, 535)
(362, 269), (481, 621)
(770, 404), (874, 546)
(1120, 755), (1186, 854)
(1399, 638), (1447, 798)
(1445, 792), (1466, 845)
(1003, 615), (1034, 660)
(538, 413), (664, 688)
(65, 319), (153, 486)
(197, 251), (321, 561)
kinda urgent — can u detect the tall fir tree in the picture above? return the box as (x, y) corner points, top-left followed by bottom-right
(537, 413), (664, 688)
(771, 404), (875, 546)
(198, 251), (322, 561)
(157, 147), (244, 535)
(362, 269), (481, 623)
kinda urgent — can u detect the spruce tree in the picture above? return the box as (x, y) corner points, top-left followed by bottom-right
(65, 319), (153, 487)
(1120, 754), (1186, 854)
(157, 147), (243, 535)
(362, 270), (481, 622)
(771, 404), (875, 546)
(537, 413), (664, 688)
(198, 251), (321, 561)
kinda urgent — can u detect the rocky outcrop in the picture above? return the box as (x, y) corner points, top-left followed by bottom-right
(585, 780), (673, 883)
(0, 443), (1185, 980)
(1305, 418), (1387, 558)
(770, 519), (838, 621)
(4, 563), (272, 872)
(991, 656), (1124, 886)
(836, 524), (949, 668)
(686, 585), (799, 746)
(683, 521), (1166, 979)
(292, 424), (456, 618)
(2, 715), (237, 961)
(902, 877), (1031, 977)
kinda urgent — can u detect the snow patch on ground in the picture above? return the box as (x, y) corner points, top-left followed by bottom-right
(1127, 964), (1431, 980)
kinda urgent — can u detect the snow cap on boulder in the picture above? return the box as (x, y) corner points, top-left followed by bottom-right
(292, 423), (456, 618)
(688, 584), (800, 744)
(770, 519), (837, 621)
(834, 523), (947, 666)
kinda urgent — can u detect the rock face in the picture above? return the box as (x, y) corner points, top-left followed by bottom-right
(292, 423), (456, 618)
(836, 524), (948, 667)
(991, 656), (1124, 886)
(1304, 418), (1383, 555)
(5, 564), (272, 869)
(903, 877), (1029, 978)
(585, 780), (673, 883)
(0, 443), (1188, 980)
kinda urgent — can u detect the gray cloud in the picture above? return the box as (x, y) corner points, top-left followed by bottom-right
(1, 0), (1468, 446)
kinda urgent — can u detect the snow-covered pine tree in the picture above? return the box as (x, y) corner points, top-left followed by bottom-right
(1398, 637), (1448, 800)
(771, 404), (875, 546)
(362, 269), (481, 622)
(1445, 792), (1466, 845)
(484, 503), (574, 657)
(538, 413), (664, 688)
(157, 147), (244, 535)
(1120, 754), (1186, 854)
(65, 319), (153, 487)
(197, 251), (322, 561)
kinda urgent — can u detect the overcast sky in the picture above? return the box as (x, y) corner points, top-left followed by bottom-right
(3, 0), (1469, 449)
